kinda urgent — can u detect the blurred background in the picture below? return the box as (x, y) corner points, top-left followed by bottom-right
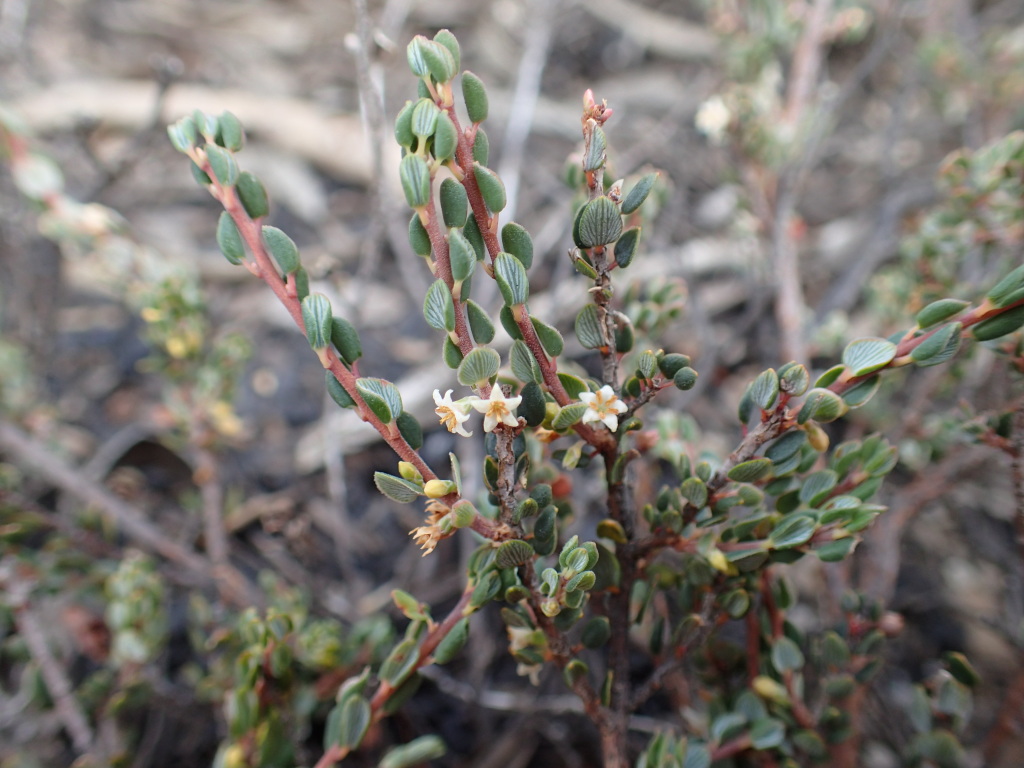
(1, 0), (1024, 766)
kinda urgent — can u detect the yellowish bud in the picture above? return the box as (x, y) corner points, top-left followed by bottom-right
(423, 479), (451, 498)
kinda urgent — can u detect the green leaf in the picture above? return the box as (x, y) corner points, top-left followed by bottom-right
(494, 252), (529, 306)
(814, 364), (845, 388)
(531, 317), (563, 357)
(680, 477), (708, 508)
(326, 372), (356, 409)
(166, 117), (196, 153)
(432, 29), (461, 71)
(356, 378), (402, 424)
(215, 111), (244, 151)
(473, 163), (506, 213)
(392, 589), (429, 621)
(750, 717), (786, 749)
(769, 514), (816, 549)
(204, 145), (238, 186)
(673, 367), (698, 390)
(577, 197), (623, 248)
(797, 388), (847, 424)
(380, 735), (447, 768)
(301, 293), (333, 350)
(397, 411), (423, 450)
(496, 539), (535, 569)
(457, 347), (500, 387)
(583, 125), (607, 172)
(464, 215), (485, 259)
(330, 316), (363, 364)
(557, 373), (589, 399)
(448, 230), (476, 283)
(406, 35), (431, 77)
(749, 369), (780, 410)
(841, 375), (880, 408)
(399, 154), (431, 209)
(408, 214), (432, 256)
(621, 172), (659, 215)
(986, 263), (1024, 308)
(440, 178), (468, 229)
(262, 225), (301, 273)
(433, 112), (458, 163)
(442, 335), (463, 368)
(727, 458), (773, 483)
(780, 362), (810, 396)
(799, 469), (838, 506)
(501, 222), (534, 269)
(575, 304), (605, 349)
(235, 171), (269, 219)
(461, 71), (489, 123)
(911, 322), (962, 367)
(552, 403), (588, 430)
(816, 537), (856, 562)
(971, 304), (1024, 341)
(380, 638), (420, 687)
(411, 98), (440, 139)
(472, 126), (489, 165)
(771, 636), (804, 672)
(423, 279), (456, 332)
(419, 38), (457, 83)
(916, 298), (969, 328)
(766, 431), (806, 463)
(432, 620), (468, 666)
(614, 226), (641, 268)
(466, 300), (495, 344)
(842, 337), (897, 377)
(373, 472), (421, 503)
(510, 340), (542, 383)
(710, 712), (747, 744)
(394, 100), (415, 148)
(216, 212), (245, 265)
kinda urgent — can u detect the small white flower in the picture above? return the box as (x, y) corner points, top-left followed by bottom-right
(471, 386), (522, 432)
(695, 95), (731, 145)
(579, 385), (628, 432)
(433, 389), (476, 437)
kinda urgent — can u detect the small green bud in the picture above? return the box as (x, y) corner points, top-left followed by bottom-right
(658, 353), (691, 378)
(461, 71), (489, 123)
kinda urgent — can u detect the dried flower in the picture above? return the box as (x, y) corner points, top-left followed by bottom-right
(410, 500), (450, 555)
(579, 385), (628, 432)
(433, 388), (476, 437)
(471, 386), (522, 432)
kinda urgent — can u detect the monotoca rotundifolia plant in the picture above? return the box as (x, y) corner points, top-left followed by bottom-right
(166, 28), (1024, 768)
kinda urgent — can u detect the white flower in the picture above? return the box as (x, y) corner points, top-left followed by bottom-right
(433, 389), (476, 437)
(695, 95), (731, 145)
(470, 386), (522, 432)
(579, 385), (628, 432)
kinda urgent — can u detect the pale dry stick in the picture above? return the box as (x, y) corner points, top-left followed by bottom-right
(350, 0), (389, 278)
(497, 0), (559, 223)
(8, 583), (96, 757)
(0, 419), (260, 607)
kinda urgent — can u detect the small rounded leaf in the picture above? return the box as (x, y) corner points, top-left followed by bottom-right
(621, 172), (659, 215)
(423, 279), (456, 332)
(440, 178), (468, 229)
(408, 214), (432, 256)
(236, 171), (269, 219)
(204, 145), (238, 187)
(466, 300), (496, 344)
(501, 222), (534, 269)
(971, 305), (1024, 341)
(842, 337), (897, 377)
(394, 101), (416, 148)
(400, 154), (432, 209)
(916, 298), (969, 329)
(473, 163), (506, 213)
(302, 293), (333, 350)
(673, 367), (698, 390)
(433, 112), (458, 162)
(461, 71), (489, 123)
(574, 304), (604, 349)
(216, 212), (246, 265)
(727, 458), (773, 483)
(531, 317), (564, 357)
(496, 539), (535, 569)
(411, 98), (440, 139)
(431, 620), (468, 666)
(750, 368), (780, 410)
(457, 347), (500, 387)
(380, 736), (447, 768)
(262, 225), (301, 273)
(494, 252), (529, 306)
(797, 388), (848, 424)
(331, 317), (363, 364)
(911, 323), (962, 367)
(215, 111), (244, 151)
(614, 226), (641, 268)
(577, 197), (623, 248)
(448, 230), (477, 283)
(583, 125), (607, 172)
(432, 29), (461, 72)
